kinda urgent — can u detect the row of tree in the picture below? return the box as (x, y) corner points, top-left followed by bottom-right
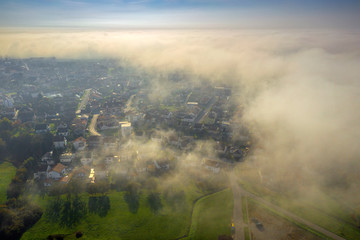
(45, 194), (87, 228)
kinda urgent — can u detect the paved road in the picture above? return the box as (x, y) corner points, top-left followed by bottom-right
(193, 96), (217, 124)
(76, 88), (91, 115)
(124, 94), (136, 113)
(230, 172), (347, 240)
(88, 114), (101, 136)
(230, 172), (245, 240)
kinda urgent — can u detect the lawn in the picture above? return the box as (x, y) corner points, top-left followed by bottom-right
(100, 128), (119, 137)
(0, 161), (16, 204)
(188, 188), (234, 240)
(21, 176), (209, 240)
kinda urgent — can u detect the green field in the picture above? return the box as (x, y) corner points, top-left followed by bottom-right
(188, 189), (233, 240)
(21, 175), (217, 240)
(0, 161), (16, 204)
(100, 128), (119, 137)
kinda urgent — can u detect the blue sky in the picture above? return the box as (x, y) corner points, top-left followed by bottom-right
(1, 0), (359, 28)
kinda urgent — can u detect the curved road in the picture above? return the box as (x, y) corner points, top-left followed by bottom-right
(230, 172), (346, 240)
(88, 114), (101, 136)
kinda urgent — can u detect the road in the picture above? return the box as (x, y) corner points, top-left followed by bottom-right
(230, 172), (246, 240)
(229, 172), (347, 240)
(88, 114), (101, 136)
(193, 96), (217, 124)
(124, 94), (136, 113)
(76, 88), (91, 115)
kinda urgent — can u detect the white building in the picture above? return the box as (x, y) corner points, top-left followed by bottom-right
(60, 152), (74, 165)
(120, 122), (132, 138)
(202, 159), (221, 174)
(73, 137), (87, 150)
(53, 136), (67, 149)
(47, 163), (67, 179)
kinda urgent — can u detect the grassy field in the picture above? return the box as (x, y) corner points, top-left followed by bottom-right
(188, 189), (233, 240)
(236, 165), (360, 240)
(21, 175), (214, 240)
(100, 128), (119, 137)
(242, 196), (248, 224)
(0, 161), (16, 204)
(247, 198), (324, 240)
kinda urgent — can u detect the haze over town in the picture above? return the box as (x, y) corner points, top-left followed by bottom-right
(1, 1), (360, 240)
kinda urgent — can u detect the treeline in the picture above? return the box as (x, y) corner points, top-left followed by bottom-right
(45, 194), (87, 228)
(1, 157), (44, 240)
(0, 117), (52, 240)
(0, 118), (53, 166)
(0, 199), (43, 240)
(43, 180), (112, 228)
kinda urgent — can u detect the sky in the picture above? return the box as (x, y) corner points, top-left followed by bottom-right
(1, 0), (360, 29)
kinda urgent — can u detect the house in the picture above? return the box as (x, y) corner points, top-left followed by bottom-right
(0, 107), (17, 120)
(60, 152), (74, 165)
(89, 168), (95, 183)
(81, 152), (93, 165)
(53, 135), (67, 149)
(17, 107), (36, 123)
(153, 159), (170, 171)
(120, 122), (132, 137)
(72, 137), (86, 150)
(43, 179), (54, 187)
(202, 159), (221, 174)
(47, 163), (67, 179)
(57, 127), (69, 137)
(72, 165), (91, 179)
(57, 123), (68, 130)
(88, 135), (102, 148)
(34, 123), (49, 134)
(103, 137), (117, 150)
(193, 123), (203, 131)
(33, 165), (48, 180)
(151, 132), (162, 143)
(182, 155), (201, 168)
(104, 155), (117, 165)
(167, 135), (180, 148)
(97, 114), (119, 130)
(179, 136), (194, 151)
(59, 175), (71, 184)
(41, 151), (54, 165)
(71, 118), (87, 136)
(94, 164), (108, 179)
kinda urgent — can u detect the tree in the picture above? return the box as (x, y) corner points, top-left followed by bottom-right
(0, 138), (7, 161)
(46, 194), (87, 228)
(45, 197), (63, 223)
(147, 193), (162, 214)
(23, 157), (37, 177)
(71, 195), (87, 224)
(86, 181), (109, 195)
(218, 235), (233, 240)
(124, 182), (140, 213)
(59, 197), (72, 228)
(88, 196), (110, 217)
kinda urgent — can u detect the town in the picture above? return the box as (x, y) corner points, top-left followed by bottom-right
(0, 57), (249, 189)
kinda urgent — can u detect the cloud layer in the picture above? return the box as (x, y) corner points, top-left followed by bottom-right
(1, 28), (360, 201)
